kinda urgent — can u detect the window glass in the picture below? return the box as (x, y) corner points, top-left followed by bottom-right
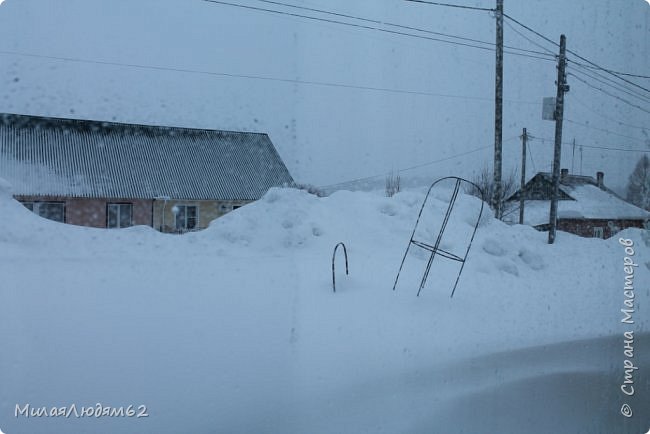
(107, 203), (133, 228)
(107, 204), (118, 228)
(119, 204), (133, 228)
(38, 202), (65, 222)
(187, 206), (197, 229)
(174, 205), (198, 231)
(593, 227), (604, 238)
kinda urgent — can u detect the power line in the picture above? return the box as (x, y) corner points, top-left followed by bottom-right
(529, 136), (650, 154)
(255, 0), (383, 24)
(403, 0), (494, 12)
(255, 0), (487, 46)
(203, 0), (555, 62)
(580, 144), (650, 153)
(319, 145), (492, 190)
(503, 19), (556, 56)
(568, 60), (650, 80)
(256, 0), (552, 57)
(564, 118), (650, 145)
(569, 64), (650, 105)
(570, 95), (649, 131)
(502, 13), (559, 48)
(565, 50), (650, 94)
(0, 49), (540, 104)
(204, 0), (497, 52)
(568, 73), (650, 115)
(503, 13), (650, 94)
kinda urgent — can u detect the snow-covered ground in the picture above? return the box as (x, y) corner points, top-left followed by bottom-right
(0, 179), (649, 434)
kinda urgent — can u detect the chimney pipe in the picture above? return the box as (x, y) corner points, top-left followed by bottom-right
(561, 168), (568, 181)
(596, 171), (604, 189)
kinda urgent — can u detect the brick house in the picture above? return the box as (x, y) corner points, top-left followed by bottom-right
(0, 113), (294, 232)
(505, 169), (649, 239)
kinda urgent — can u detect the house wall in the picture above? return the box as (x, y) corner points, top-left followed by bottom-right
(555, 219), (646, 239)
(14, 195), (152, 228)
(15, 195), (253, 232)
(152, 199), (252, 233)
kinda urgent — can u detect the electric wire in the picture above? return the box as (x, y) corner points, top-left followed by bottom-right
(204, 0), (557, 62)
(503, 19), (556, 56)
(528, 136), (650, 154)
(403, 0), (494, 12)
(254, 0), (554, 58)
(568, 73), (650, 115)
(0, 49), (540, 104)
(503, 13), (650, 94)
(564, 118), (650, 145)
(319, 145), (492, 190)
(569, 64), (650, 105)
(569, 95), (648, 131)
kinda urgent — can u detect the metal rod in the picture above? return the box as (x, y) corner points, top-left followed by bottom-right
(332, 242), (349, 293)
(519, 127), (527, 225)
(450, 198), (484, 298)
(393, 176), (485, 298)
(418, 179), (461, 296)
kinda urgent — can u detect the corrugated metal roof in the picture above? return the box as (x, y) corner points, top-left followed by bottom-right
(504, 180), (650, 226)
(0, 113), (294, 200)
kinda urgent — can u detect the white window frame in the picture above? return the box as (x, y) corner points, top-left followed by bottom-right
(107, 203), (133, 228)
(174, 204), (199, 232)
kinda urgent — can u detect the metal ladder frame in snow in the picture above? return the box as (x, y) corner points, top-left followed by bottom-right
(392, 177), (485, 298)
(332, 242), (349, 293)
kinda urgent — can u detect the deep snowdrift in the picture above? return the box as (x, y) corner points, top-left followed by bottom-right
(0, 180), (648, 434)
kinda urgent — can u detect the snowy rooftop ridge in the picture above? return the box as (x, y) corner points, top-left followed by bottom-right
(0, 112), (294, 200)
(505, 171), (650, 226)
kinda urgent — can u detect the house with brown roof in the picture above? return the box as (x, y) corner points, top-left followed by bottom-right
(0, 113), (294, 233)
(505, 169), (649, 239)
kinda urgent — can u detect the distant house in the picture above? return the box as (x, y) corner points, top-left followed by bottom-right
(0, 113), (294, 232)
(505, 169), (649, 239)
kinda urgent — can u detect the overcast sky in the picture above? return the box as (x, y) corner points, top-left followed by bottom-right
(0, 0), (647, 191)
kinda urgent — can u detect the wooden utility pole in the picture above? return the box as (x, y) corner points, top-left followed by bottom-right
(519, 128), (527, 224)
(548, 34), (569, 244)
(493, 0), (504, 219)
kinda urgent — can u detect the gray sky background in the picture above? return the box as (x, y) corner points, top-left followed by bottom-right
(0, 0), (647, 191)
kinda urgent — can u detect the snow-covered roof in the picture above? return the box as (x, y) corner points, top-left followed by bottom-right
(0, 113), (294, 200)
(505, 174), (650, 226)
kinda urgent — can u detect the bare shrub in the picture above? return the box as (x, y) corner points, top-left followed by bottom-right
(385, 172), (401, 197)
(466, 166), (517, 217)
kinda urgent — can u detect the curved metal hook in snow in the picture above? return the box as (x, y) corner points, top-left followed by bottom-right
(332, 242), (349, 293)
(392, 176), (485, 298)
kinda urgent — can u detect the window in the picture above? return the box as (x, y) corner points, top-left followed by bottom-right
(107, 203), (133, 228)
(593, 227), (604, 239)
(21, 201), (65, 223)
(175, 205), (198, 231)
